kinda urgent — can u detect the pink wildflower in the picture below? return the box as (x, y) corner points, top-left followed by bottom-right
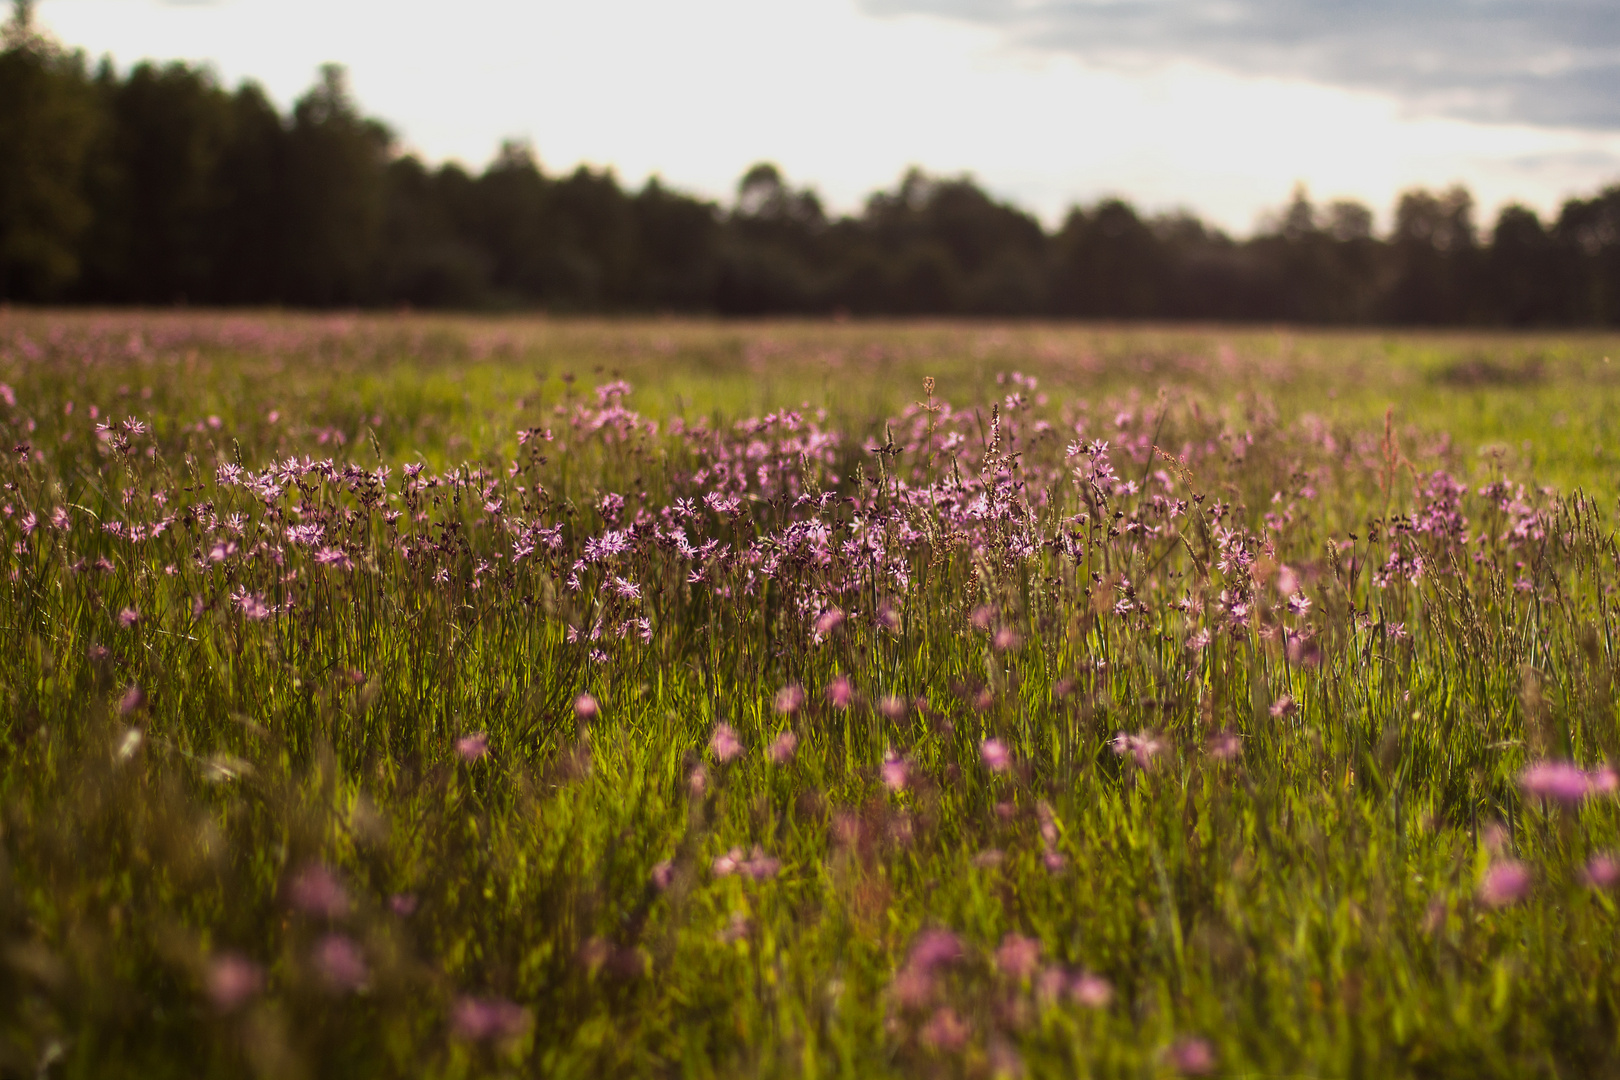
(774, 684), (806, 714)
(117, 607), (140, 628)
(768, 731), (799, 764)
(709, 722), (742, 762)
(1111, 731), (1163, 769)
(456, 732), (489, 761)
(118, 684), (146, 716)
(1070, 972), (1113, 1007)
(313, 546), (353, 571)
(980, 738), (1011, 773)
(921, 1007), (969, 1052)
(1582, 853), (1619, 890)
(739, 846), (781, 880)
(891, 966), (935, 1010)
(1168, 1037), (1216, 1076)
(1521, 761), (1592, 804)
(992, 626), (1021, 653)
(826, 675), (855, 709)
(712, 847), (742, 876)
(312, 934), (367, 991)
(389, 893), (418, 917)
(909, 929), (965, 971)
(1269, 695), (1295, 718)
(288, 864), (350, 919)
(1207, 731), (1242, 760)
(1479, 860), (1532, 908)
(574, 693), (599, 721)
(881, 755), (909, 792)
(451, 996), (532, 1043)
(995, 933), (1041, 980)
(651, 860), (676, 890)
(813, 608), (845, 635)
(879, 695), (908, 721)
(688, 764), (708, 796)
(206, 953), (264, 1012)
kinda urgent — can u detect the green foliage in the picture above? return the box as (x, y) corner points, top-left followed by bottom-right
(2, 314), (1620, 1077)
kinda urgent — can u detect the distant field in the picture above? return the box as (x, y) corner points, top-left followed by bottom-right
(3, 310), (1620, 1078)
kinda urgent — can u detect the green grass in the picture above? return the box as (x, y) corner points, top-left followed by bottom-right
(2, 310), (1620, 1079)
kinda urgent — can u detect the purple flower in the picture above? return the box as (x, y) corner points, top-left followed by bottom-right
(574, 693), (599, 721)
(813, 608), (845, 636)
(1207, 731), (1242, 761)
(388, 893), (418, 917)
(206, 953), (264, 1012)
(712, 847), (742, 876)
(1521, 761), (1593, 805)
(709, 723), (742, 763)
(881, 755), (909, 792)
(740, 846), (781, 880)
(774, 684), (806, 715)
(237, 594), (271, 620)
(118, 607), (141, 628)
(1111, 731), (1163, 769)
(313, 546), (353, 571)
(1070, 972), (1113, 1008)
(1593, 766), (1620, 794)
(921, 1007), (969, 1052)
(908, 929), (964, 972)
(980, 738), (1011, 773)
(1168, 1037), (1216, 1076)
(456, 731), (489, 761)
(651, 860), (676, 890)
(118, 684), (146, 716)
(1269, 695), (1295, 718)
(288, 864), (350, 919)
(311, 934), (367, 992)
(994, 933), (1041, 980)
(451, 996), (532, 1043)
(688, 764), (708, 796)
(826, 676), (855, 709)
(769, 731), (799, 763)
(891, 965), (936, 1009)
(879, 695), (908, 721)
(1583, 853), (1619, 890)
(1479, 860), (1532, 908)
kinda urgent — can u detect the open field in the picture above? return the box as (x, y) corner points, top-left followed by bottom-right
(3, 310), (1620, 1078)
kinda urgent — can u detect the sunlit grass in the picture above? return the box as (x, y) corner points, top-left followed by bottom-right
(2, 311), (1620, 1078)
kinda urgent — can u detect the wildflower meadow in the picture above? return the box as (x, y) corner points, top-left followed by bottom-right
(3, 311), (1620, 1078)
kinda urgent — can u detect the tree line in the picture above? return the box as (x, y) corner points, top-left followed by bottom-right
(3, 3), (1619, 323)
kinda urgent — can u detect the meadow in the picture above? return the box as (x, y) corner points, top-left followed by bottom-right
(2, 310), (1620, 1079)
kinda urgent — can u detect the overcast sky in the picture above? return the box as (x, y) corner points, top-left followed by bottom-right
(33, 0), (1620, 234)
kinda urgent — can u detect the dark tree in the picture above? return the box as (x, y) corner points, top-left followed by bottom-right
(0, 0), (99, 299)
(281, 65), (391, 305)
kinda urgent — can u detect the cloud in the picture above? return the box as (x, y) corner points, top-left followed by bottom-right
(859, 0), (1620, 130)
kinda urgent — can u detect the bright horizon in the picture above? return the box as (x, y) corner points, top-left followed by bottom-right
(32, 0), (1620, 236)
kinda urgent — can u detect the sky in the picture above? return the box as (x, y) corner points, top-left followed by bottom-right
(31, 0), (1620, 235)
